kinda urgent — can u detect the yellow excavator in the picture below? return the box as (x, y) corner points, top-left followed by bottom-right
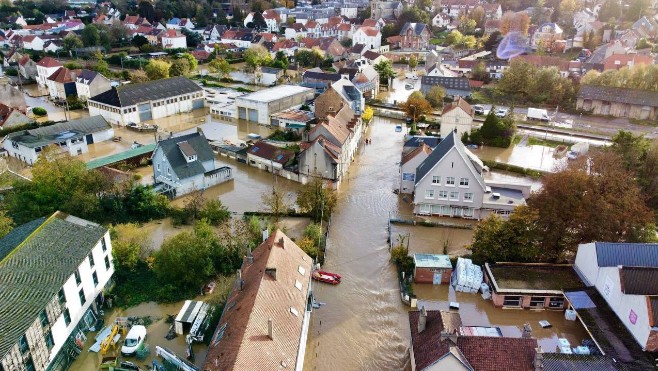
(100, 317), (128, 355)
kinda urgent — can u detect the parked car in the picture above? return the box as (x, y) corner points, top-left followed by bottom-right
(121, 325), (147, 356)
(473, 105), (485, 115)
(495, 108), (508, 117)
(405, 84), (414, 90)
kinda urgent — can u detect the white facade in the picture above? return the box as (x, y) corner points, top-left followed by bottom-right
(400, 148), (430, 194)
(162, 34), (187, 49)
(37, 65), (61, 87)
(353, 27), (382, 50)
(236, 85), (314, 125)
(340, 7), (358, 18)
(88, 91), (204, 125)
(23, 36), (45, 51)
(440, 106), (474, 138)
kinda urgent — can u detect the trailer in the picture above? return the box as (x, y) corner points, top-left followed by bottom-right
(527, 108), (550, 121)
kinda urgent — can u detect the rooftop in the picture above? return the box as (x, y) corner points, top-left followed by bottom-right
(89, 76), (202, 108)
(6, 115), (111, 149)
(0, 212), (107, 358)
(414, 254), (452, 269)
(237, 85), (313, 103)
(487, 263), (585, 292)
(155, 132), (215, 180)
(594, 242), (658, 267)
(85, 143), (156, 169)
(270, 108), (315, 122)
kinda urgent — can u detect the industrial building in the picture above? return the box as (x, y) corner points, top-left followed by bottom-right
(235, 85), (314, 125)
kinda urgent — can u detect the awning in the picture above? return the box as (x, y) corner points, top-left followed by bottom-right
(565, 291), (596, 309)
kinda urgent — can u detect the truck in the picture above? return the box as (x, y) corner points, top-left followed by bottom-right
(526, 108), (550, 122)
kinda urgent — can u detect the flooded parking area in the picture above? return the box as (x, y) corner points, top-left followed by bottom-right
(414, 285), (590, 352)
(475, 144), (566, 172)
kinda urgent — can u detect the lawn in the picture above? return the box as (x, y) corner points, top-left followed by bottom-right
(490, 264), (585, 291)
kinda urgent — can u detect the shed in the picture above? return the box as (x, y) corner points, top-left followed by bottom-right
(413, 254), (452, 284)
(175, 300), (206, 335)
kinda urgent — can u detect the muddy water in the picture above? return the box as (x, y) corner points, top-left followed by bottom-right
(474, 144), (566, 172)
(414, 286), (590, 352)
(391, 223), (476, 257)
(69, 301), (209, 371)
(304, 117), (411, 370)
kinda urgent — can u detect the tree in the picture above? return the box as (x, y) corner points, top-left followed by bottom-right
(262, 188), (291, 222)
(111, 223), (148, 271)
(398, 6), (430, 25)
(294, 48), (324, 68)
(458, 15), (477, 35)
(138, 0), (156, 22)
(200, 200), (231, 226)
(446, 30), (464, 45)
(209, 58), (231, 77)
(373, 59), (396, 85)
(500, 11), (530, 36)
(470, 109), (515, 147)
(244, 44), (270, 71)
(400, 91), (432, 123)
(169, 58), (191, 76)
(598, 0), (621, 22)
(181, 28), (203, 48)
(362, 106), (374, 123)
(408, 54), (418, 69)
(145, 59), (171, 80)
(297, 177), (338, 222)
(471, 61), (489, 82)
(81, 24), (100, 47)
(130, 69), (149, 83)
(93, 58), (111, 76)
(484, 31), (501, 51)
(626, 0), (649, 21)
(425, 85), (446, 108)
(250, 11), (267, 30)
(270, 51), (289, 70)
(109, 20), (130, 46)
(132, 35), (149, 48)
(0, 211), (14, 239)
(62, 34), (83, 52)
(469, 6), (486, 29)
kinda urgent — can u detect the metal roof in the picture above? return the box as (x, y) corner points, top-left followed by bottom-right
(85, 143), (156, 169)
(619, 266), (658, 295)
(415, 131), (455, 185)
(0, 212), (107, 358)
(89, 76), (203, 108)
(413, 254), (452, 269)
(6, 115), (111, 148)
(578, 85), (658, 108)
(564, 291), (596, 309)
(540, 354), (620, 371)
(595, 242), (658, 267)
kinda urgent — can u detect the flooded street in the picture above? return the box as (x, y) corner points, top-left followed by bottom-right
(305, 117), (411, 370)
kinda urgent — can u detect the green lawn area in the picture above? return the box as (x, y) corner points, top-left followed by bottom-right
(490, 264), (585, 290)
(430, 38), (445, 45)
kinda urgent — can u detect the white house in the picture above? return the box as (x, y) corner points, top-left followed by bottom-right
(0, 211), (114, 371)
(246, 140), (295, 172)
(151, 131), (232, 197)
(432, 13), (451, 28)
(574, 242), (658, 352)
(21, 35), (46, 51)
(161, 29), (187, 49)
(88, 76), (204, 125)
(440, 97), (474, 138)
(3, 116), (114, 165)
(400, 143), (432, 194)
(340, 6), (358, 18)
(353, 26), (382, 50)
(75, 70), (112, 102)
(36, 56), (62, 87)
(412, 131), (529, 219)
(263, 10), (281, 33)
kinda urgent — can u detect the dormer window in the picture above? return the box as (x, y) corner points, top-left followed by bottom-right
(178, 141), (197, 163)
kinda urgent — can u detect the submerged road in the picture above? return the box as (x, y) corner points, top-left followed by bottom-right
(304, 117), (411, 370)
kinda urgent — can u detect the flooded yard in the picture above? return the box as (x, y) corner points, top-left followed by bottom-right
(415, 285), (590, 352)
(475, 144), (566, 172)
(391, 223), (475, 257)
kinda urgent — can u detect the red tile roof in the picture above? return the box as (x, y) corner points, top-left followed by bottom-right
(401, 143), (432, 165)
(362, 19), (377, 27)
(357, 26), (380, 37)
(247, 141), (295, 164)
(202, 231), (313, 370)
(37, 56), (62, 68)
(602, 54), (654, 70)
(47, 67), (76, 83)
(442, 97), (474, 116)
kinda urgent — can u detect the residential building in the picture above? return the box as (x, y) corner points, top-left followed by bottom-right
(485, 59), (508, 79)
(440, 0), (480, 17)
(258, 66), (283, 86)
(370, 1), (403, 20)
(3, 116), (114, 164)
(285, 23), (308, 40)
(235, 85), (314, 125)
(531, 22), (563, 50)
(165, 17), (195, 30)
(0, 83), (27, 112)
(400, 143), (432, 194)
(411, 131), (528, 219)
(440, 98), (474, 139)
(46, 67), (77, 100)
(409, 309), (538, 371)
(397, 23), (431, 50)
(421, 76), (472, 98)
(203, 24), (227, 41)
(327, 76), (364, 114)
(263, 10), (281, 33)
(0, 211), (114, 371)
(301, 69), (342, 93)
(75, 70), (112, 102)
(36, 57), (63, 87)
(484, 263), (584, 309)
(161, 29), (187, 49)
(574, 242), (658, 351)
(17, 55), (37, 80)
(403, 136), (441, 155)
(202, 231), (313, 371)
(151, 132), (232, 197)
(88, 76), (205, 125)
(413, 254), (452, 284)
(577, 85), (658, 120)
(270, 108), (316, 133)
(602, 54), (654, 71)
(353, 26), (382, 50)
(0, 103), (32, 129)
(432, 13), (451, 29)
(247, 141), (295, 172)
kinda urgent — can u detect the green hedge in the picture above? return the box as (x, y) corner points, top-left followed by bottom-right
(482, 160), (544, 178)
(32, 107), (47, 116)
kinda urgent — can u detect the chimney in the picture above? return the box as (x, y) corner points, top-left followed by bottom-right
(266, 267), (277, 280)
(417, 306), (427, 333)
(267, 318), (274, 340)
(262, 228), (269, 242)
(533, 346), (543, 371)
(279, 237), (285, 247)
(236, 269), (244, 290)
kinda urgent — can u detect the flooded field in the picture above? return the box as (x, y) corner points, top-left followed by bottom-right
(415, 286), (590, 352)
(391, 223), (476, 257)
(69, 301), (209, 371)
(475, 144), (566, 172)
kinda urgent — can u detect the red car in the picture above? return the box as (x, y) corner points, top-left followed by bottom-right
(312, 270), (341, 285)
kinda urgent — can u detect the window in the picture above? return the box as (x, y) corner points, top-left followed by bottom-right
(290, 307), (299, 317)
(40, 310), (49, 327)
(449, 191), (459, 200)
(101, 237), (107, 252)
(58, 288), (66, 304)
(432, 176), (441, 184)
(298, 265), (306, 276)
(88, 253), (95, 267)
(464, 192), (473, 201)
(64, 308), (71, 326)
(438, 191), (448, 199)
(549, 297), (565, 308)
(79, 288), (86, 306)
(45, 330), (54, 350)
(295, 280), (302, 291)
(459, 177), (469, 186)
(502, 296), (522, 307)
(92, 272), (99, 287)
(446, 177), (455, 186)
(74, 270), (81, 285)
(104, 256), (111, 270)
(425, 189), (435, 199)
(530, 297), (545, 308)
(19, 335), (29, 353)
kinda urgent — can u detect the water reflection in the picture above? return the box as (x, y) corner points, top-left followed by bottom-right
(475, 144), (566, 172)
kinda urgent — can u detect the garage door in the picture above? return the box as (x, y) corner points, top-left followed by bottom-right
(138, 103), (152, 121)
(248, 109), (258, 122)
(192, 99), (204, 110)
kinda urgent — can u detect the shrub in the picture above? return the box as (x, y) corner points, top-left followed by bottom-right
(32, 107), (47, 116)
(4, 67), (18, 76)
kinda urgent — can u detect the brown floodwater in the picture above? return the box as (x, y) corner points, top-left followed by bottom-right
(69, 301), (209, 371)
(475, 144), (566, 172)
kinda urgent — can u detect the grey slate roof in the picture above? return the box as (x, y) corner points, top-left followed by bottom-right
(595, 242), (658, 267)
(540, 353), (621, 371)
(0, 217), (46, 261)
(89, 76), (203, 108)
(6, 115), (111, 148)
(0, 212), (107, 358)
(157, 132), (215, 180)
(579, 85), (658, 107)
(400, 22), (429, 36)
(302, 70), (341, 82)
(415, 130), (455, 184)
(421, 76), (472, 96)
(403, 136), (441, 149)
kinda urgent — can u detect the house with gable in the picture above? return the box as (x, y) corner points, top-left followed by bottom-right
(411, 131), (528, 219)
(151, 132), (232, 197)
(75, 70), (112, 102)
(397, 23), (431, 50)
(0, 103), (32, 129)
(161, 29), (187, 49)
(400, 143), (432, 194)
(247, 140), (295, 173)
(440, 97), (474, 138)
(327, 76), (364, 114)
(353, 26), (381, 50)
(36, 57), (62, 87)
(46, 67), (77, 100)
(202, 231), (313, 371)
(17, 55), (37, 80)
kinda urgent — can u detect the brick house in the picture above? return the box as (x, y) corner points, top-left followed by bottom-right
(413, 254), (452, 284)
(577, 85), (658, 120)
(397, 23), (431, 50)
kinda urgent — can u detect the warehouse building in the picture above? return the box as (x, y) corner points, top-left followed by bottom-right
(235, 85), (314, 125)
